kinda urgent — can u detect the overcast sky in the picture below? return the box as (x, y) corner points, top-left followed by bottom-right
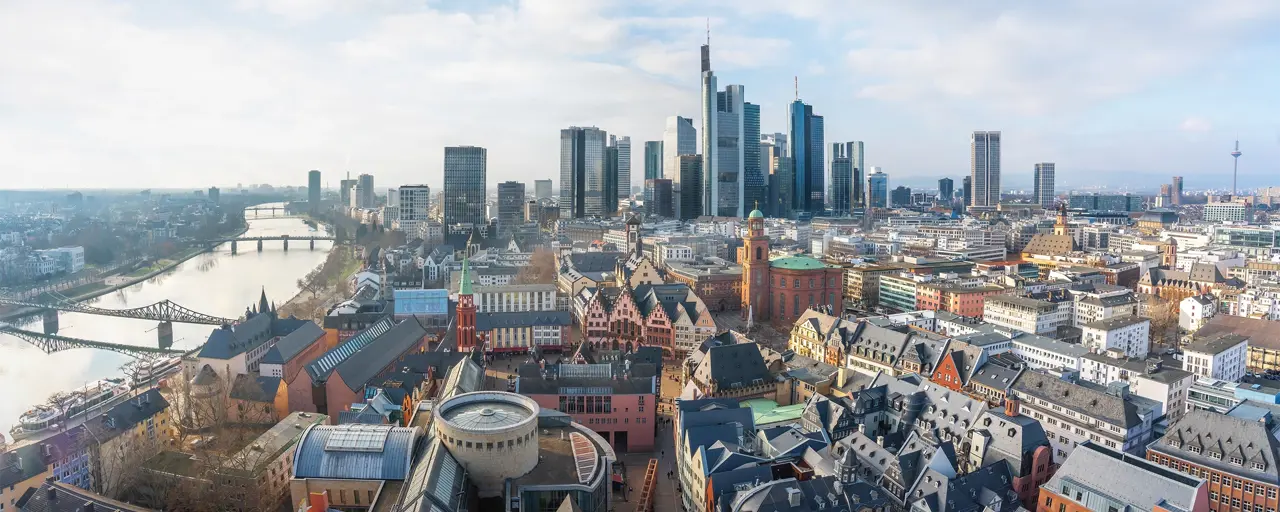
(2, 0), (1278, 192)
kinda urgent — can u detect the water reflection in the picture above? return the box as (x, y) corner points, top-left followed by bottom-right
(0, 217), (333, 435)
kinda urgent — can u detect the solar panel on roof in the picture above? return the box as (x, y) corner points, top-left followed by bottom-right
(324, 424), (392, 452)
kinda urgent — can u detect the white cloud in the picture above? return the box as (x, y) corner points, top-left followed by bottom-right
(1180, 117), (1213, 133)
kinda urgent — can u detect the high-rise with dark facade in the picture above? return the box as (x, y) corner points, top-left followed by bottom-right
(559, 126), (607, 219)
(788, 100), (824, 216)
(1033, 162), (1055, 207)
(970, 131), (1001, 206)
(663, 116), (695, 180)
(644, 179), (674, 218)
(742, 102), (764, 218)
(357, 173), (375, 208)
(443, 146), (487, 226)
(676, 154), (702, 220)
(830, 142), (860, 214)
(603, 145), (619, 215)
(610, 135), (631, 202)
(534, 179), (553, 202)
(308, 170), (321, 213)
(761, 133), (788, 218)
(891, 186), (912, 207)
(497, 181), (525, 231)
(700, 37), (748, 217)
(1172, 176), (1184, 205)
(643, 141), (663, 181)
(962, 175), (972, 209)
(938, 178), (954, 203)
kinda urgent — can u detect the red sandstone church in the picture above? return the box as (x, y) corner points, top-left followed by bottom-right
(739, 208), (845, 325)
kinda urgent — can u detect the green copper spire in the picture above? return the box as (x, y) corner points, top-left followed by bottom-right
(459, 258), (474, 295)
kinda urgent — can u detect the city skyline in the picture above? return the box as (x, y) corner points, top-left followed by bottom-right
(2, 2), (1279, 191)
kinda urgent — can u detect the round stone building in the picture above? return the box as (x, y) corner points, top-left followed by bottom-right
(433, 391), (540, 497)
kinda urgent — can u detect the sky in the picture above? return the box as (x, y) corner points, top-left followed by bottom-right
(2, 0), (1279, 192)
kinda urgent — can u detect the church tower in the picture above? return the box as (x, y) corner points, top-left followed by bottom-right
(740, 207), (770, 321)
(1162, 237), (1178, 268)
(625, 213), (643, 258)
(1053, 203), (1069, 237)
(456, 259), (478, 351)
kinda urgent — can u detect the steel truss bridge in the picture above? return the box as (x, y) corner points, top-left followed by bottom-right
(0, 324), (186, 358)
(0, 292), (235, 325)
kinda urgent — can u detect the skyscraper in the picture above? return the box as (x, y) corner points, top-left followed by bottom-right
(386, 188), (399, 207)
(603, 144), (619, 215)
(307, 170), (321, 213)
(534, 179), (553, 202)
(700, 37), (747, 217)
(849, 141), (865, 208)
(611, 135), (631, 201)
(662, 116), (696, 180)
(830, 142), (860, 214)
(559, 126), (607, 218)
(644, 178), (674, 218)
(1033, 162), (1055, 207)
(443, 146), (487, 225)
(643, 141), (663, 181)
(891, 186), (912, 207)
(970, 131), (1001, 207)
(357, 174), (375, 208)
(761, 133), (788, 218)
(676, 155), (703, 220)
(938, 178), (954, 203)
(742, 102), (764, 217)
(398, 185), (430, 234)
(867, 167), (888, 208)
(339, 175), (356, 209)
(1172, 176), (1184, 205)
(497, 181), (525, 230)
(962, 176), (972, 209)
(788, 99), (824, 215)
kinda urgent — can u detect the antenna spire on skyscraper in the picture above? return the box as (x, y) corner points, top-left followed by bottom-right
(794, 76), (799, 101)
(1231, 138), (1243, 196)
(706, 17), (710, 45)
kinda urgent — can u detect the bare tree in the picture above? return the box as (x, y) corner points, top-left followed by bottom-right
(1147, 296), (1180, 351)
(296, 267), (324, 298)
(515, 248), (558, 284)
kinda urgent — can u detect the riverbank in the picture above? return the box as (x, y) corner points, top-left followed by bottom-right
(276, 244), (360, 322)
(0, 225), (250, 322)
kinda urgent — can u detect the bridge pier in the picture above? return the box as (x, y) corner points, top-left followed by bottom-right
(310, 239), (315, 250)
(157, 321), (173, 350)
(257, 239), (264, 252)
(283, 239), (289, 251)
(231, 240), (238, 255)
(42, 309), (59, 335)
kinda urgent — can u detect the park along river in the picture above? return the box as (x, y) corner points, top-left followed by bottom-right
(0, 211), (334, 437)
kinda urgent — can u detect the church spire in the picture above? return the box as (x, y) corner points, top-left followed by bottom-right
(258, 287), (271, 315)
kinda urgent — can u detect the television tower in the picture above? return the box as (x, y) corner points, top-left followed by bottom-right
(1231, 140), (1242, 196)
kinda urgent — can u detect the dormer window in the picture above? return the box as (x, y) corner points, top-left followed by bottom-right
(1190, 446), (1202, 454)
(1231, 457), (1244, 466)
(1252, 462), (1266, 471)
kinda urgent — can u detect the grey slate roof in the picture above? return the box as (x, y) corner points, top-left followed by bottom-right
(267, 321), (326, 363)
(1047, 441), (1204, 511)
(1012, 371), (1143, 428)
(475, 310), (571, 330)
(725, 476), (853, 512)
(1152, 409), (1280, 485)
(332, 318), (429, 392)
(694, 342), (773, 391)
(0, 443), (47, 489)
(90, 389), (170, 442)
(291, 424), (419, 480)
(16, 481), (154, 512)
(1082, 314), (1150, 331)
(1186, 332), (1249, 355)
(971, 409), (1049, 477)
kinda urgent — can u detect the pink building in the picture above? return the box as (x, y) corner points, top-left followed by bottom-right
(518, 363), (657, 452)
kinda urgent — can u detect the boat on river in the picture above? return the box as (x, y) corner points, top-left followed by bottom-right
(8, 378), (129, 440)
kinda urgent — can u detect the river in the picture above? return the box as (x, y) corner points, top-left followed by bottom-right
(0, 212), (333, 436)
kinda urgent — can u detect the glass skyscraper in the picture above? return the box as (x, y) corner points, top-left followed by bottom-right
(662, 116), (695, 181)
(443, 146), (487, 226)
(742, 102), (764, 216)
(1033, 162), (1055, 206)
(867, 167), (888, 208)
(938, 177), (954, 203)
(559, 126), (607, 218)
(830, 142), (860, 214)
(496, 181), (525, 231)
(788, 100), (824, 216)
(970, 131), (1001, 207)
(307, 170), (321, 213)
(643, 141), (663, 181)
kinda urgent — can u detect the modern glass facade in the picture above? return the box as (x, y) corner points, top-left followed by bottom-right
(663, 116), (695, 182)
(1033, 162), (1055, 206)
(868, 168), (888, 208)
(307, 170), (321, 212)
(677, 155), (702, 220)
(644, 179), (673, 218)
(560, 127), (607, 218)
(742, 102), (764, 217)
(788, 100), (824, 216)
(830, 142), (858, 214)
(970, 131), (1001, 207)
(643, 141), (663, 181)
(938, 177), (954, 203)
(878, 274), (919, 313)
(497, 181), (525, 230)
(443, 146), (487, 225)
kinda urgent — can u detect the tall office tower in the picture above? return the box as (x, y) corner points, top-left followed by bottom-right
(644, 179), (674, 218)
(386, 188), (399, 207)
(1033, 162), (1055, 207)
(867, 167), (888, 208)
(1159, 184), (1174, 206)
(534, 179), (553, 202)
(970, 131), (1001, 206)
(1172, 176), (1184, 205)
(742, 102), (764, 217)
(849, 141), (865, 208)
(340, 175), (357, 208)
(496, 181), (526, 230)
(307, 170), (321, 212)
(357, 174), (375, 208)
(761, 133), (787, 217)
(559, 126), (607, 218)
(890, 186), (912, 207)
(773, 157), (795, 219)
(643, 141), (663, 181)
(700, 37), (747, 217)
(443, 146), (487, 225)
(603, 145), (619, 215)
(663, 116), (696, 180)
(397, 185), (431, 234)
(610, 135), (631, 201)
(962, 176), (972, 208)
(830, 142), (862, 214)
(938, 178), (954, 203)
(676, 154), (703, 220)
(788, 99), (825, 215)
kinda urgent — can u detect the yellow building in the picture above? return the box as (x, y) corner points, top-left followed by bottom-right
(0, 443), (53, 511)
(88, 388), (175, 496)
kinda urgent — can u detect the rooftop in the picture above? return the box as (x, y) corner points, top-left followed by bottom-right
(1185, 332), (1250, 355)
(223, 411), (328, 474)
(292, 423), (419, 480)
(1046, 441), (1203, 511)
(1082, 314), (1150, 331)
(510, 417), (615, 490)
(436, 391), (538, 432)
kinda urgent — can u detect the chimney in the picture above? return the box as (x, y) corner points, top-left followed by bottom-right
(787, 488), (802, 507)
(308, 491), (330, 512)
(1005, 394), (1021, 418)
(876, 435), (885, 447)
(858, 423), (867, 435)
(83, 502), (95, 512)
(47, 486), (57, 502)
(833, 480), (843, 495)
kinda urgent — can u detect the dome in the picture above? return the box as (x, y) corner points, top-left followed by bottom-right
(748, 209), (764, 219)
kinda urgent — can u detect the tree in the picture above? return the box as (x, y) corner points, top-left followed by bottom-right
(296, 267), (324, 298)
(515, 249), (558, 284)
(1147, 296), (1180, 350)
